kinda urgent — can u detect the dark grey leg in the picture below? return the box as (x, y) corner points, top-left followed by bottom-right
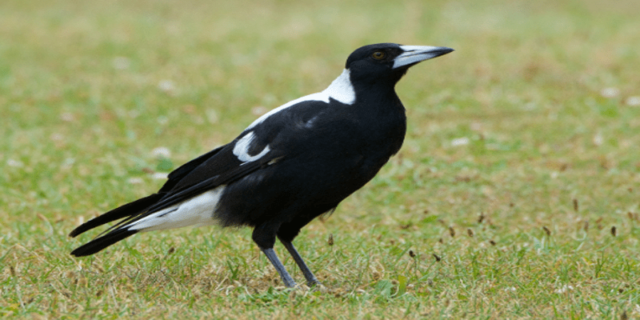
(260, 247), (297, 288)
(253, 222), (297, 288)
(279, 239), (321, 287)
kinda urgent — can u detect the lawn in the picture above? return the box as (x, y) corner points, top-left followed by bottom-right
(1, 0), (640, 318)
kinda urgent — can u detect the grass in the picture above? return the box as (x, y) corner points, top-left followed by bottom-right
(1, 0), (640, 318)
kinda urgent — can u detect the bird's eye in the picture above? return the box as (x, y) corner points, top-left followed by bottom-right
(372, 51), (386, 60)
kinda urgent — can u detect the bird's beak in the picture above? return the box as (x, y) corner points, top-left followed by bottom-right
(392, 45), (454, 69)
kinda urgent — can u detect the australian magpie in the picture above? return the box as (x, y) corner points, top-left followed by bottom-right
(69, 43), (453, 288)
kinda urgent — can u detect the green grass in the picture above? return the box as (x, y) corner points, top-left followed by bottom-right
(2, 0), (640, 318)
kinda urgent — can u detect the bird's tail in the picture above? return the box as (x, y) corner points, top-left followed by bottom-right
(70, 227), (138, 257)
(69, 193), (163, 237)
(70, 187), (225, 257)
(69, 193), (163, 257)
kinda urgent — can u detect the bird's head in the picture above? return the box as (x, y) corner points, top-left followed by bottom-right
(345, 43), (453, 86)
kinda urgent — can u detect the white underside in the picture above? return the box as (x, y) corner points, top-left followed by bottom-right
(128, 186), (226, 232)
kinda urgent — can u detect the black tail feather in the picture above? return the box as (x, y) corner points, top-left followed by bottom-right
(69, 193), (163, 237)
(70, 228), (139, 257)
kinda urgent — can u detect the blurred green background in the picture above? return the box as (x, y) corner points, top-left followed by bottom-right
(1, 0), (639, 318)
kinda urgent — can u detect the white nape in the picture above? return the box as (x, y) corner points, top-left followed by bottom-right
(233, 131), (271, 163)
(246, 69), (356, 130)
(128, 186), (225, 232)
(323, 68), (356, 105)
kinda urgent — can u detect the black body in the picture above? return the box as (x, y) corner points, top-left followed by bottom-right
(69, 43), (453, 287)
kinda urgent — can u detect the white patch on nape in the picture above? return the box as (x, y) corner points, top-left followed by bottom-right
(323, 68), (356, 105)
(245, 69), (356, 130)
(233, 131), (270, 164)
(128, 186), (225, 232)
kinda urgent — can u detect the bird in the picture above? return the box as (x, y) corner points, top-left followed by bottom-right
(69, 43), (453, 288)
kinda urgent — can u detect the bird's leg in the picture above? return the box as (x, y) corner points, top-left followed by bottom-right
(279, 238), (321, 287)
(260, 247), (296, 288)
(253, 223), (297, 288)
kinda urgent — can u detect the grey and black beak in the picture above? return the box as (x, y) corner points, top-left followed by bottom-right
(393, 45), (454, 69)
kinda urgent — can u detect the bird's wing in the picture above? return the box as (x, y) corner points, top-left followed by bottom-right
(162, 97), (334, 194)
(107, 99), (332, 230)
(158, 145), (225, 193)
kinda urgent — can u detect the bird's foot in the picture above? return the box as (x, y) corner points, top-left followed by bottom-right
(282, 277), (297, 288)
(307, 281), (327, 292)
(277, 281), (325, 292)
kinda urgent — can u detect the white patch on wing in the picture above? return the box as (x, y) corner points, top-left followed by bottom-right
(246, 69), (356, 130)
(233, 131), (271, 163)
(128, 186), (225, 232)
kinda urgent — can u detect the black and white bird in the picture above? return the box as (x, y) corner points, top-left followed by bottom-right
(69, 43), (453, 288)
